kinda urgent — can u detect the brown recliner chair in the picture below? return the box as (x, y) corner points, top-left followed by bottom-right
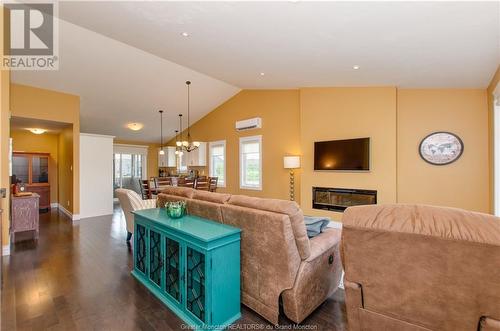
(341, 204), (500, 331)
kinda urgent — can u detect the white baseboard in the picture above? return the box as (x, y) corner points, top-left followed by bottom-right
(2, 244), (10, 256)
(79, 212), (113, 220)
(57, 204), (80, 221)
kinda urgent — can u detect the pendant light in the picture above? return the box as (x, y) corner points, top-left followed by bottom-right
(174, 129), (183, 156)
(181, 81), (200, 152)
(158, 110), (165, 155)
(175, 114), (184, 156)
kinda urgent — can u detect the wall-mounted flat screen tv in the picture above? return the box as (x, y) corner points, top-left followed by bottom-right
(314, 138), (370, 171)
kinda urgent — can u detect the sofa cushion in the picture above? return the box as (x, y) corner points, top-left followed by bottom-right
(187, 199), (224, 223)
(343, 204), (500, 245)
(159, 186), (195, 199)
(228, 195), (311, 260)
(192, 190), (231, 204)
(157, 193), (188, 208)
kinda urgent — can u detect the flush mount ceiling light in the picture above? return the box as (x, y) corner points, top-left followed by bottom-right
(353, 65), (360, 70)
(181, 32), (189, 37)
(28, 128), (46, 135)
(260, 72), (265, 76)
(127, 122), (143, 131)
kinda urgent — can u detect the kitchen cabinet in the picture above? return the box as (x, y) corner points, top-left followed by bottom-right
(185, 142), (207, 167)
(158, 147), (176, 168)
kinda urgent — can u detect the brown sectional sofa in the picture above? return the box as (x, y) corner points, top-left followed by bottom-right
(341, 204), (500, 331)
(157, 187), (343, 325)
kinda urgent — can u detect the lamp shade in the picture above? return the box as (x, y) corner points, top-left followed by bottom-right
(283, 156), (300, 169)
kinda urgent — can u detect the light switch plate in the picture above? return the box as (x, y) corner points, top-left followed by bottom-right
(0, 188), (6, 198)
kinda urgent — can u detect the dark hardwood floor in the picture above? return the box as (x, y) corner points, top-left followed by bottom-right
(1, 206), (347, 331)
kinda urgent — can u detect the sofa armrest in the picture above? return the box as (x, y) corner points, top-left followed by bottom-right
(344, 280), (363, 331)
(307, 227), (341, 262)
(143, 199), (157, 209)
(281, 228), (343, 323)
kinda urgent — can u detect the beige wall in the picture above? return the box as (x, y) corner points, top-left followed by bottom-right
(168, 90), (301, 201)
(10, 84), (80, 215)
(397, 89), (490, 213)
(1, 5), (11, 248)
(299, 87), (398, 220)
(113, 140), (160, 179)
(488, 66), (500, 213)
(11, 130), (59, 203)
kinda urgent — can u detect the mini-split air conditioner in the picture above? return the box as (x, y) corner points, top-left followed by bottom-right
(235, 117), (262, 131)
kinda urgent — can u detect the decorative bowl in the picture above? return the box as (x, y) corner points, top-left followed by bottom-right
(166, 201), (186, 219)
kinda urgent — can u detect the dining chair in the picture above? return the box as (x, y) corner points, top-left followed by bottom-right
(195, 176), (209, 191)
(154, 177), (172, 193)
(138, 179), (152, 199)
(209, 177), (218, 192)
(178, 177), (195, 188)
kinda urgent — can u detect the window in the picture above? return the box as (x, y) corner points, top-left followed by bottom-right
(113, 144), (148, 196)
(240, 135), (262, 190)
(177, 153), (188, 173)
(209, 140), (226, 187)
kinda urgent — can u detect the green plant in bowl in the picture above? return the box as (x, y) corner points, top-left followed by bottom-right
(166, 201), (186, 219)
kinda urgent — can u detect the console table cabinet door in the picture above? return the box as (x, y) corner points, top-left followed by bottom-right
(164, 237), (182, 304)
(149, 229), (163, 288)
(134, 223), (147, 275)
(185, 245), (207, 323)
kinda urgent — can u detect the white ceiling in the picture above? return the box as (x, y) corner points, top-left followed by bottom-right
(12, 17), (240, 142)
(11, 117), (71, 134)
(12, 1), (500, 141)
(56, 1), (500, 88)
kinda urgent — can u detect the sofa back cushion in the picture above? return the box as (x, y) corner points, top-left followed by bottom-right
(192, 190), (231, 204)
(187, 199), (224, 223)
(159, 186), (195, 199)
(228, 195), (311, 260)
(157, 193), (223, 223)
(157, 193), (188, 208)
(341, 204), (500, 331)
(221, 204), (301, 307)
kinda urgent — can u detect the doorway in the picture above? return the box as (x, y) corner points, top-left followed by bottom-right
(113, 144), (148, 197)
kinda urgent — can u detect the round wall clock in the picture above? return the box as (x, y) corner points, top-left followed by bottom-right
(419, 132), (464, 165)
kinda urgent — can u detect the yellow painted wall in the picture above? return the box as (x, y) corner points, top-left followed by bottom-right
(58, 127), (73, 212)
(168, 90), (301, 201)
(397, 89), (489, 213)
(161, 87), (490, 219)
(299, 87), (398, 220)
(113, 140), (160, 179)
(488, 66), (500, 213)
(10, 130), (59, 204)
(10, 84), (80, 215)
(1, 5), (11, 248)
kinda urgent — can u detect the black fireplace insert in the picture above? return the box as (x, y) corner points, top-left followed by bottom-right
(312, 187), (377, 212)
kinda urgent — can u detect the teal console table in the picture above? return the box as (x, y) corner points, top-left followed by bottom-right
(132, 208), (241, 330)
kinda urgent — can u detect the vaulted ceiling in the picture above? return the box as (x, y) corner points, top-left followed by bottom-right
(12, 1), (500, 142)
